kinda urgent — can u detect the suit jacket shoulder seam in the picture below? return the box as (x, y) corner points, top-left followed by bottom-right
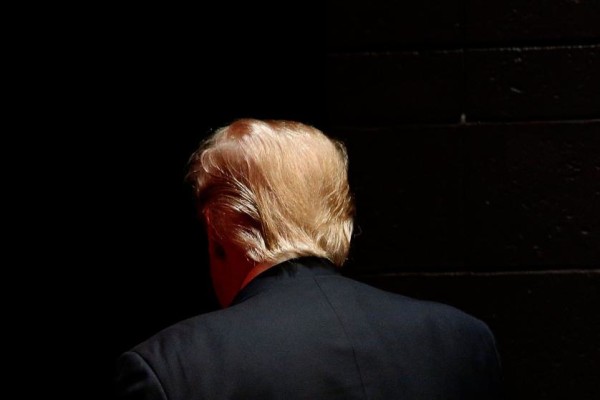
(313, 276), (369, 400)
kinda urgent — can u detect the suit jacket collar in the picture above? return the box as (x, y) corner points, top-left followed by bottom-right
(231, 256), (339, 306)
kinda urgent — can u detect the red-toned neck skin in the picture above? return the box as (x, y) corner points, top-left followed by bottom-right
(207, 226), (274, 308)
(239, 262), (274, 290)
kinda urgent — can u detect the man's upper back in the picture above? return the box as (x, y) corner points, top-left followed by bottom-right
(116, 257), (502, 399)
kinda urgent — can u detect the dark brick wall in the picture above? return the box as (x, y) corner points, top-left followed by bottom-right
(80, 3), (599, 398)
(329, 1), (600, 398)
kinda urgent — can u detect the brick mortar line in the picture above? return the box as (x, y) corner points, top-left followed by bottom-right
(352, 269), (600, 278)
(329, 118), (600, 131)
(329, 42), (600, 56)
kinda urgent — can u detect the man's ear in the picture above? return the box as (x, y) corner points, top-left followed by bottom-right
(204, 209), (226, 259)
(203, 207), (211, 225)
(211, 240), (227, 260)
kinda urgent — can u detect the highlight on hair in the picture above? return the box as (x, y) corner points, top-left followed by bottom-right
(186, 119), (354, 267)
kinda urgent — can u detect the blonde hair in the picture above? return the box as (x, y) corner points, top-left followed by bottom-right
(186, 119), (354, 267)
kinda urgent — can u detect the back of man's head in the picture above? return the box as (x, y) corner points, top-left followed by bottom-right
(187, 119), (354, 266)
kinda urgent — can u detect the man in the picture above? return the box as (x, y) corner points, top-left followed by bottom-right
(116, 119), (502, 399)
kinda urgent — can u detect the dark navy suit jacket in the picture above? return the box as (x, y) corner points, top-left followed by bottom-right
(116, 257), (502, 399)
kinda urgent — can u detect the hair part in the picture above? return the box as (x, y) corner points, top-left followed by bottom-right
(186, 119), (354, 267)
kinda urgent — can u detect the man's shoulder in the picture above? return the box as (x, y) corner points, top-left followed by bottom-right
(333, 274), (493, 334)
(127, 307), (237, 361)
(117, 306), (258, 397)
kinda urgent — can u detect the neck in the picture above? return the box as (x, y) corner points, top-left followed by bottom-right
(239, 261), (277, 290)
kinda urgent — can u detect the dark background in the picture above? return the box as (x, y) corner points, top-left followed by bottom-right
(59, 1), (598, 398)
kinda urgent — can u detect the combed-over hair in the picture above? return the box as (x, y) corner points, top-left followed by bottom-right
(186, 119), (354, 266)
